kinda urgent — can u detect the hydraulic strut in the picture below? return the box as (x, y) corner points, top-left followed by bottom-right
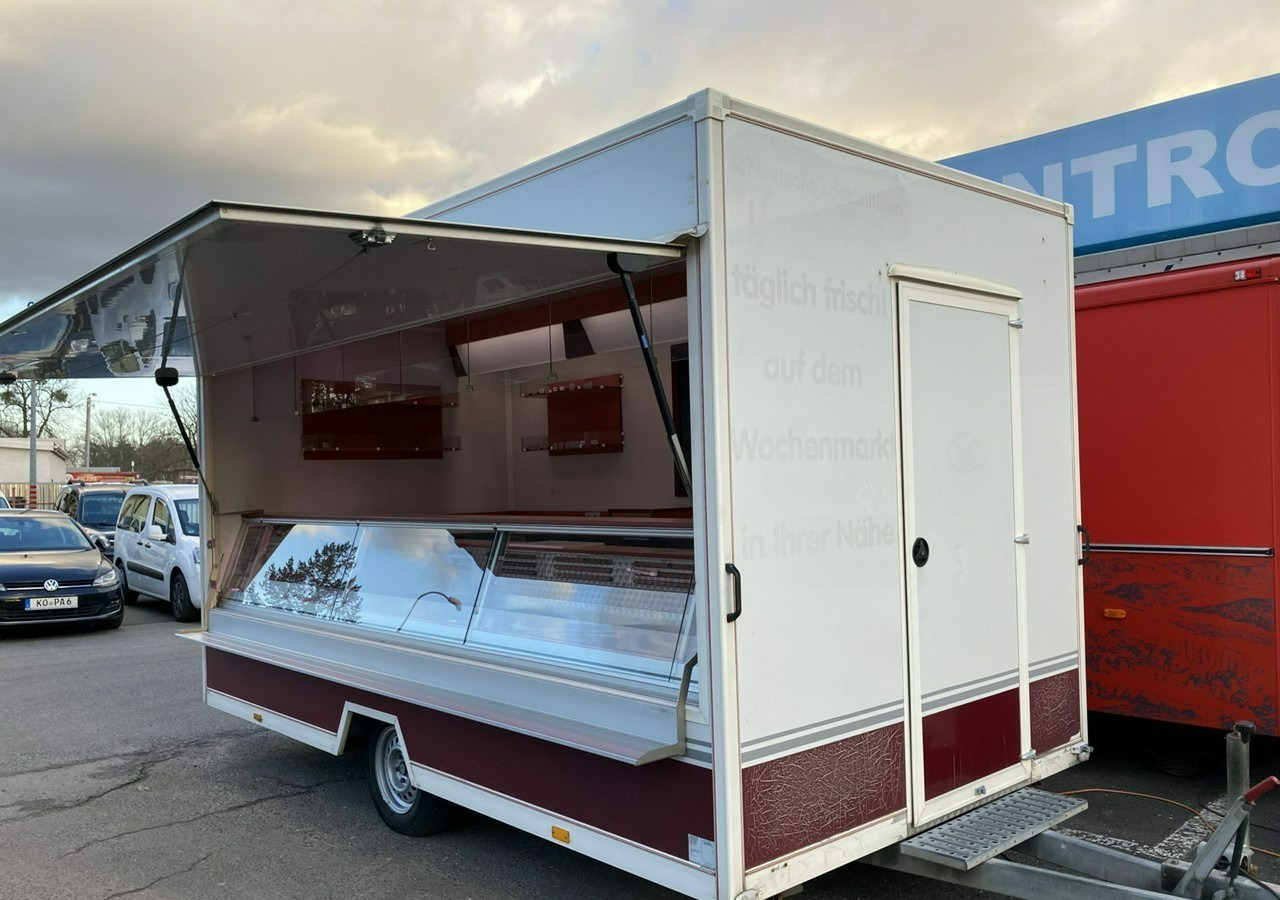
(607, 252), (692, 496)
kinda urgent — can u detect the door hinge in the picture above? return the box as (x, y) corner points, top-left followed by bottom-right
(1009, 318), (1024, 329)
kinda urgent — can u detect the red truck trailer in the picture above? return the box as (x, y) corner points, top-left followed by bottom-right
(1077, 255), (1280, 734)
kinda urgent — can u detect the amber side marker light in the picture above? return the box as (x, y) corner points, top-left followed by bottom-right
(551, 826), (571, 844)
(1102, 609), (1127, 619)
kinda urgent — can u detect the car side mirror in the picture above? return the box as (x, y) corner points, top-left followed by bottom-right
(145, 524), (171, 543)
(93, 535), (109, 553)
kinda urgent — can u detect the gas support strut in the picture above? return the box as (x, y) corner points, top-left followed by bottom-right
(153, 273), (219, 515)
(607, 252), (693, 497)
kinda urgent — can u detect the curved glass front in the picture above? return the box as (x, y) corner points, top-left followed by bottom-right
(223, 518), (697, 687)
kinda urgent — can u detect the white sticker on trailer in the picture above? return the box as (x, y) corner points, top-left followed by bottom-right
(687, 834), (716, 869)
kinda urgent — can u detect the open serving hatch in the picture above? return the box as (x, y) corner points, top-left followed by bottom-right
(0, 202), (701, 765)
(0, 201), (685, 382)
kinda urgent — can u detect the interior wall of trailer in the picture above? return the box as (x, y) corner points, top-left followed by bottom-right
(204, 311), (692, 521)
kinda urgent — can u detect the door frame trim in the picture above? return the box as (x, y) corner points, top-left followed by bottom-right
(893, 277), (1031, 828)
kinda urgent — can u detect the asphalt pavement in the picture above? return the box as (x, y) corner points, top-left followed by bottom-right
(3, 603), (1279, 900)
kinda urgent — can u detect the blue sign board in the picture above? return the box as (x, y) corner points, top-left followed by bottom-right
(942, 73), (1280, 254)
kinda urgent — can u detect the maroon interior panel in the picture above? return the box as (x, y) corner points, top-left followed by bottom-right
(741, 723), (905, 870)
(1029, 669), (1081, 754)
(923, 688), (1020, 799)
(206, 649), (714, 859)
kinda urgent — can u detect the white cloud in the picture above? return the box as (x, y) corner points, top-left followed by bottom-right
(0, 0), (1277, 303)
(476, 61), (574, 110)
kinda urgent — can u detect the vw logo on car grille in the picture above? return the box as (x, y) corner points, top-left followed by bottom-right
(43, 579), (59, 591)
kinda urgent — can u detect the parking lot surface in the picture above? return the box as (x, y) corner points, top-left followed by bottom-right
(3, 604), (1279, 900)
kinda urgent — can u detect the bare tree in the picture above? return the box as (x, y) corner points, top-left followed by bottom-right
(78, 384), (200, 480)
(0, 377), (81, 439)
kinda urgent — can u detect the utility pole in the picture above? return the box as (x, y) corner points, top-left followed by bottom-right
(27, 378), (37, 509)
(84, 393), (94, 469)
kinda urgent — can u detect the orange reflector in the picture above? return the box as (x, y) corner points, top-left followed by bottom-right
(1102, 608), (1127, 619)
(252, 712), (264, 722)
(551, 826), (570, 844)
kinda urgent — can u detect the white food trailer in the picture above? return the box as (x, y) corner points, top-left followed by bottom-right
(2, 89), (1122, 899)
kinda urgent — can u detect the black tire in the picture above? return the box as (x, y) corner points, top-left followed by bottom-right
(366, 724), (451, 836)
(116, 561), (138, 605)
(170, 572), (198, 622)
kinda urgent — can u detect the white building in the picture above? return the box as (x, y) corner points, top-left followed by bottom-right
(0, 437), (69, 483)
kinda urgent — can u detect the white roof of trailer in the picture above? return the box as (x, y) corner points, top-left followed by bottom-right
(413, 88), (1070, 234)
(0, 202), (683, 381)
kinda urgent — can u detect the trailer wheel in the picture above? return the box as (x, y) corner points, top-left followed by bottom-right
(367, 724), (451, 836)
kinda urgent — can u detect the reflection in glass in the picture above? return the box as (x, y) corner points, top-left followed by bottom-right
(235, 523), (363, 623)
(349, 526), (492, 642)
(223, 520), (698, 687)
(173, 499), (200, 536)
(467, 533), (695, 680)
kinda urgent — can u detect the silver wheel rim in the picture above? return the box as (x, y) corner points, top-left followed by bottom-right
(374, 728), (417, 814)
(172, 578), (185, 616)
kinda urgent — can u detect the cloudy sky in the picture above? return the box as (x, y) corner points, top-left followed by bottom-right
(0, 0), (1275, 407)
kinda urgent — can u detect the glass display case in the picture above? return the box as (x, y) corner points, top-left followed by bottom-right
(223, 517), (697, 688)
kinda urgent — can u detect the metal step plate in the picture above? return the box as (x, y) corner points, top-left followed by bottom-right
(900, 788), (1088, 870)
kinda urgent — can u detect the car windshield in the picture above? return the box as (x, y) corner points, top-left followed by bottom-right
(0, 516), (93, 551)
(174, 499), (200, 537)
(80, 492), (125, 528)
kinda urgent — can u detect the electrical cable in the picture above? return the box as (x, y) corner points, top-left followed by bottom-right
(1060, 788), (1217, 830)
(1244, 869), (1280, 900)
(1060, 787), (1280, 860)
(1202, 791), (1280, 836)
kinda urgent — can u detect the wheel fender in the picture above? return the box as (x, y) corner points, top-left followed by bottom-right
(338, 703), (409, 770)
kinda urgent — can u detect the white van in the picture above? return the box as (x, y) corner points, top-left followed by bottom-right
(114, 483), (202, 621)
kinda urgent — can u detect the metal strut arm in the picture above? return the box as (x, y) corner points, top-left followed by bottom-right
(607, 252), (692, 496)
(156, 274), (219, 515)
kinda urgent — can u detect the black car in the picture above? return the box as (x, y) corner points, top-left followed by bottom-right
(53, 482), (130, 553)
(0, 510), (124, 629)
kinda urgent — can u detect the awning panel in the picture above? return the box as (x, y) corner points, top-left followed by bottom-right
(0, 202), (684, 380)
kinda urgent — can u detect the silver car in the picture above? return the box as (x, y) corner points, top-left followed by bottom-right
(113, 484), (202, 622)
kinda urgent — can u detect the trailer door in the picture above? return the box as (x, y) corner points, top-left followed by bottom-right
(897, 279), (1029, 826)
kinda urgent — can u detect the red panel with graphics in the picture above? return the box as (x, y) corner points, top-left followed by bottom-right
(1076, 257), (1280, 733)
(1084, 553), (1277, 733)
(205, 649), (714, 859)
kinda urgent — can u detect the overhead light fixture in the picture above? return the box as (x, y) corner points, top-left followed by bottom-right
(349, 229), (396, 249)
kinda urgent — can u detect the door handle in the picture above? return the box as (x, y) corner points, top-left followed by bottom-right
(912, 537), (930, 567)
(725, 563), (743, 623)
(1078, 524), (1091, 566)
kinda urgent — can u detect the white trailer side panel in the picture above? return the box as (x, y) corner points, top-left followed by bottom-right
(716, 111), (1079, 879)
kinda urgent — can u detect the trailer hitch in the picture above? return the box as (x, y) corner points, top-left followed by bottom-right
(1165, 774), (1279, 899)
